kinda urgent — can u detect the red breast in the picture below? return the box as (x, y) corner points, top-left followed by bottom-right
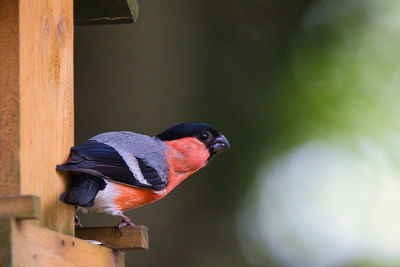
(113, 137), (210, 211)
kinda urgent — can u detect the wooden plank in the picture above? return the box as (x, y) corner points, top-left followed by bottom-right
(19, 0), (75, 234)
(75, 0), (139, 25)
(0, 218), (125, 267)
(0, 0), (20, 196)
(75, 226), (149, 250)
(0, 195), (41, 220)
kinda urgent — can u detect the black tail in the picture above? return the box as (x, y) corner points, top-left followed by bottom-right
(60, 175), (106, 207)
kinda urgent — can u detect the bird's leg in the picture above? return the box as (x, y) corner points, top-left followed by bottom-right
(117, 213), (135, 236)
(75, 215), (83, 228)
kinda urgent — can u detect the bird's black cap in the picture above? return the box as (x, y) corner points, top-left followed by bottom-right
(156, 122), (221, 141)
(156, 122), (230, 159)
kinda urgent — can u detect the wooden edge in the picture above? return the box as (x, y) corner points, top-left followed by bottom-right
(0, 217), (12, 265)
(75, 225), (149, 250)
(0, 218), (124, 267)
(0, 0), (21, 197)
(0, 195), (41, 220)
(74, 0), (139, 25)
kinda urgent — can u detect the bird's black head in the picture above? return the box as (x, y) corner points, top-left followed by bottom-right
(156, 122), (230, 158)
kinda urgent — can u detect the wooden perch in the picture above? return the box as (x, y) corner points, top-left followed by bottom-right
(0, 195), (41, 220)
(75, 226), (149, 250)
(75, 0), (139, 25)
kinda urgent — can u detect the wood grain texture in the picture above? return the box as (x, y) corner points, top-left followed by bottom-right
(0, 218), (125, 267)
(0, 0), (74, 234)
(0, 0), (20, 196)
(75, 226), (149, 250)
(19, 0), (75, 234)
(75, 0), (139, 25)
(0, 195), (41, 220)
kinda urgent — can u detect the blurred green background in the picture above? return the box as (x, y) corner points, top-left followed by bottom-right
(75, 0), (400, 266)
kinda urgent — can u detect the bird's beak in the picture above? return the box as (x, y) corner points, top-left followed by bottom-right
(212, 135), (230, 154)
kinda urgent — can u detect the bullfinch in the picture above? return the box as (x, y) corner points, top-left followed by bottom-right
(57, 122), (230, 232)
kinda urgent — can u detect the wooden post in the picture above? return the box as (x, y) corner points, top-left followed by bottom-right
(0, 1), (147, 265)
(0, 0), (74, 235)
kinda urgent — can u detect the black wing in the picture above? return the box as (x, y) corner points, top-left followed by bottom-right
(56, 140), (167, 191)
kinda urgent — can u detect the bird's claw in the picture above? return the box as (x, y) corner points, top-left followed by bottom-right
(75, 215), (83, 228)
(117, 221), (127, 236)
(117, 215), (135, 236)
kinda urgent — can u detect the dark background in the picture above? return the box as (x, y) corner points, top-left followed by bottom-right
(75, 1), (315, 266)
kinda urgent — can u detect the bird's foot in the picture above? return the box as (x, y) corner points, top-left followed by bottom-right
(75, 215), (83, 228)
(117, 214), (135, 236)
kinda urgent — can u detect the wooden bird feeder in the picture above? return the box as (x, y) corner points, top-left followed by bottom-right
(0, 1), (146, 266)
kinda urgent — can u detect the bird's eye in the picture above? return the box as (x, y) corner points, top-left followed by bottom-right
(199, 132), (209, 141)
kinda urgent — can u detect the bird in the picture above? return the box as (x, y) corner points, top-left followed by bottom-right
(57, 122), (230, 233)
